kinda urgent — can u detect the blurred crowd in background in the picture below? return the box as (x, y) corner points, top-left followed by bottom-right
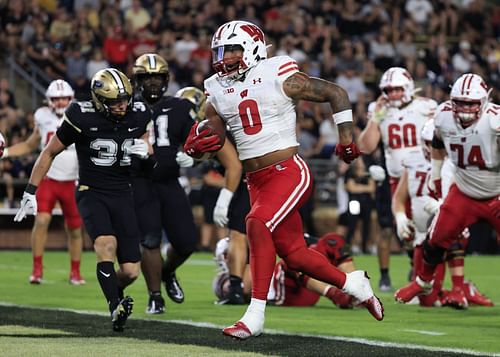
(0, 0), (498, 253)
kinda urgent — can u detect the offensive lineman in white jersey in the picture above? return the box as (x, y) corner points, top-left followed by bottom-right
(0, 80), (84, 285)
(183, 20), (383, 340)
(395, 73), (500, 304)
(392, 120), (493, 307)
(358, 67), (437, 291)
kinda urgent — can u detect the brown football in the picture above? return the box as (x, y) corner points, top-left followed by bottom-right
(196, 119), (226, 144)
(192, 119), (226, 160)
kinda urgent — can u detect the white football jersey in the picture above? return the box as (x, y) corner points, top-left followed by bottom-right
(367, 97), (437, 178)
(35, 106), (78, 181)
(434, 101), (500, 199)
(402, 149), (435, 245)
(204, 56), (299, 160)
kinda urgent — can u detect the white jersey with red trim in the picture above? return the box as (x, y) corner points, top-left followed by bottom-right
(367, 97), (437, 178)
(402, 149), (435, 245)
(204, 56), (299, 160)
(35, 106), (78, 181)
(434, 100), (500, 199)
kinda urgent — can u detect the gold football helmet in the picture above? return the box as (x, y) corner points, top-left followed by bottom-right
(175, 87), (207, 121)
(132, 53), (169, 103)
(91, 68), (132, 119)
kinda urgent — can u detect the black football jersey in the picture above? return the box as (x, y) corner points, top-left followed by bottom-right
(148, 96), (196, 181)
(57, 101), (151, 193)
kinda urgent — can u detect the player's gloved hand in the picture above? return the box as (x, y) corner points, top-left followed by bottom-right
(175, 151), (194, 168)
(428, 178), (442, 200)
(488, 196), (500, 219)
(128, 139), (149, 159)
(183, 123), (222, 158)
(0, 132), (6, 158)
(368, 165), (386, 182)
(371, 95), (388, 124)
(335, 142), (361, 164)
(213, 188), (234, 227)
(423, 198), (442, 216)
(395, 212), (415, 242)
(14, 185), (38, 222)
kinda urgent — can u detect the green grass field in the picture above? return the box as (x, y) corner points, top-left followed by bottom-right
(0, 250), (499, 356)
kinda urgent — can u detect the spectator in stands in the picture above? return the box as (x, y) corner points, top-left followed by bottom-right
(452, 41), (476, 75)
(103, 26), (130, 73)
(124, 0), (151, 33)
(344, 158), (376, 254)
(65, 47), (87, 87)
(86, 48), (109, 80)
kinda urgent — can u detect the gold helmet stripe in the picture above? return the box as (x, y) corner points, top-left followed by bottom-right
(107, 68), (126, 94)
(147, 54), (157, 70)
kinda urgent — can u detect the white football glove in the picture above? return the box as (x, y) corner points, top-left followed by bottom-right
(176, 151), (194, 168)
(423, 198), (442, 216)
(14, 191), (37, 222)
(368, 165), (386, 182)
(213, 188), (233, 227)
(395, 212), (415, 241)
(128, 139), (149, 159)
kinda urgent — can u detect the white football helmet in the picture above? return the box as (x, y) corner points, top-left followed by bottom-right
(450, 73), (489, 128)
(379, 67), (415, 108)
(211, 20), (267, 79)
(45, 79), (74, 116)
(421, 119), (435, 161)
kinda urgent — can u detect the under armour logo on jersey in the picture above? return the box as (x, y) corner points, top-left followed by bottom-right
(253, 78), (262, 84)
(240, 90), (248, 98)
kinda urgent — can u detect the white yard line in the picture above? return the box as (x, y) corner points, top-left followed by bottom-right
(0, 301), (497, 356)
(401, 329), (446, 336)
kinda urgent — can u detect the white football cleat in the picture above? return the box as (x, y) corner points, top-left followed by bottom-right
(342, 270), (384, 321)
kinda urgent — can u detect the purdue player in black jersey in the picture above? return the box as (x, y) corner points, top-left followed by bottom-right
(131, 54), (198, 314)
(14, 68), (153, 332)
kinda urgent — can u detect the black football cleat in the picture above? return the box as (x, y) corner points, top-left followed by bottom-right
(112, 296), (134, 332)
(163, 273), (184, 303)
(146, 294), (165, 314)
(217, 286), (246, 305)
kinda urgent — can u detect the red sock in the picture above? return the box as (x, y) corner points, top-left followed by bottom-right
(284, 246), (346, 288)
(420, 261), (436, 283)
(451, 275), (464, 289)
(246, 217), (277, 300)
(71, 260), (80, 272)
(33, 256), (42, 269)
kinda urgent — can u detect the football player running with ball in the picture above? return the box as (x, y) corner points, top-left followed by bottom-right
(14, 68), (153, 332)
(131, 54), (199, 314)
(184, 20), (384, 340)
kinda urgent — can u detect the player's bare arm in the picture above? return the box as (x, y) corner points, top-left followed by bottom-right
(391, 170), (409, 215)
(216, 140), (242, 193)
(358, 121), (381, 155)
(4, 127), (41, 158)
(205, 103), (226, 133)
(431, 128), (447, 161)
(28, 134), (67, 187)
(283, 72), (353, 144)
